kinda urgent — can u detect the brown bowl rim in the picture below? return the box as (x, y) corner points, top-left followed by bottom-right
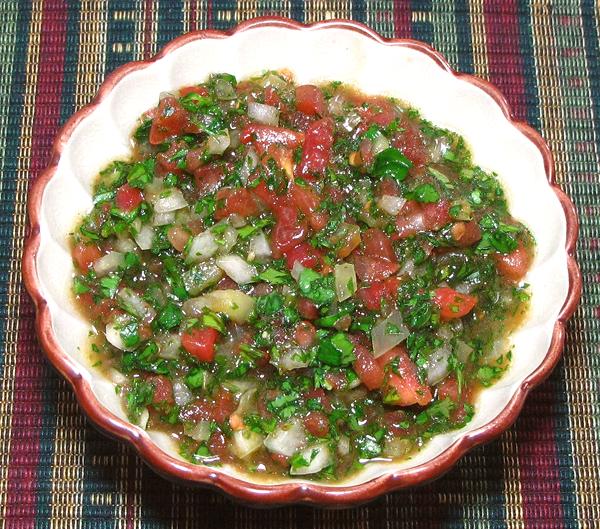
(22, 16), (582, 506)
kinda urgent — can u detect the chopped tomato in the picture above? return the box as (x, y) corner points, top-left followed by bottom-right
(376, 346), (432, 406)
(422, 200), (451, 231)
(193, 164), (224, 195)
(357, 277), (400, 311)
(354, 255), (399, 283)
(352, 344), (385, 390)
(295, 85), (327, 116)
(167, 226), (191, 252)
(391, 119), (428, 166)
(303, 411), (329, 437)
(396, 200), (450, 238)
(297, 118), (334, 178)
(147, 375), (174, 406)
(179, 85), (209, 97)
(297, 297), (319, 320)
(290, 183), (329, 230)
(72, 243), (102, 270)
(303, 388), (332, 412)
(149, 96), (198, 145)
(359, 97), (397, 128)
(263, 86), (281, 107)
(115, 183), (144, 212)
(181, 327), (219, 362)
(252, 180), (279, 210)
(451, 220), (482, 247)
(285, 242), (323, 270)
(270, 204), (309, 258)
(294, 321), (316, 348)
(494, 243), (532, 282)
(215, 188), (261, 219)
(437, 375), (472, 423)
(212, 389), (236, 422)
(240, 123), (304, 154)
(433, 287), (478, 321)
(362, 228), (396, 261)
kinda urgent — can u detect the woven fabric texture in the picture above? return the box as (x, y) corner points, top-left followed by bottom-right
(0, 1), (598, 527)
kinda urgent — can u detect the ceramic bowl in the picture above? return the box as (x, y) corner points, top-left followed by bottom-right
(23, 17), (581, 506)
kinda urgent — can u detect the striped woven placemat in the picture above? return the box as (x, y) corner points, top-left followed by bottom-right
(1, 1), (597, 527)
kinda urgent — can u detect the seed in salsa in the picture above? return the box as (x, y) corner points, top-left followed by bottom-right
(71, 71), (533, 481)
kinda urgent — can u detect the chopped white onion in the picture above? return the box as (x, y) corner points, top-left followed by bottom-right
(425, 344), (451, 385)
(214, 225), (238, 254)
(216, 254), (256, 285)
(399, 258), (416, 278)
(334, 263), (357, 302)
(152, 211), (175, 226)
(289, 444), (333, 476)
(228, 213), (246, 228)
(105, 317), (136, 352)
(436, 325), (454, 341)
(207, 130), (230, 155)
(454, 282), (475, 294)
(337, 436), (351, 456)
(93, 251), (124, 276)
(234, 388), (257, 416)
(258, 72), (289, 91)
(264, 420), (305, 457)
(291, 261), (306, 281)
(327, 94), (346, 116)
(114, 236), (136, 253)
(377, 194), (407, 216)
(172, 378), (194, 406)
(383, 438), (412, 458)
(455, 339), (473, 363)
(372, 310), (410, 358)
(248, 101), (279, 126)
(186, 230), (219, 264)
(239, 148), (259, 183)
(342, 111), (361, 131)
(277, 347), (310, 371)
(117, 288), (156, 323)
(431, 136), (452, 163)
(231, 429), (264, 459)
(137, 408), (149, 430)
(156, 334), (181, 359)
(152, 188), (188, 214)
(222, 378), (257, 394)
(371, 131), (391, 155)
(248, 231), (271, 260)
(145, 177), (165, 198)
(183, 289), (255, 323)
(214, 78), (236, 100)
(181, 260), (223, 296)
(108, 368), (127, 385)
(131, 220), (154, 250)
(185, 420), (211, 442)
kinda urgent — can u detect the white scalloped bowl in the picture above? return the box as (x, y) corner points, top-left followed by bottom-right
(24, 19), (580, 506)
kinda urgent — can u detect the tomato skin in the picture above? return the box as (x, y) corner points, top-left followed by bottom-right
(263, 86), (281, 107)
(215, 188), (261, 220)
(376, 346), (432, 406)
(436, 375), (472, 423)
(298, 118), (334, 178)
(193, 164), (224, 195)
(240, 123), (304, 153)
(285, 242), (323, 270)
(494, 243), (532, 282)
(290, 183), (329, 230)
(297, 297), (319, 320)
(352, 344), (385, 390)
(295, 85), (327, 116)
(252, 180), (279, 210)
(433, 287), (478, 321)
(357, 277), (400, 311)
(179, 85), (209, 97)
(422, 200), (451, 231)
(147, 375), (175, 406)
(270, 204), (309, 258)
(115, 183), (144, 212)
(181, 327), (219, 362)
(149, 96), (198, 145)
(72, 243), (102, 270)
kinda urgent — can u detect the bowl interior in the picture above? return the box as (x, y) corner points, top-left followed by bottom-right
(36, 24), (569, 487)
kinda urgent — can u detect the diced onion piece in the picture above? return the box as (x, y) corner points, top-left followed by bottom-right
(383, 438), (412, 458)
(131, 220), (154, 251)
(377, 194), (407, 216)
(105, 317), (136, 352)
(152, 211), (175, 226)
(216, 254), (256, 285)
(372, 310), (410, 358)
(184, 420), (211, 442)
(248, 231), (271, 260)
(276, 347), (310, 371)
(337, 436), (350, 456)
(342, 111), (361, 131)
(239, 148), (259, 183)
(186, 230), (219, 264)
(114, 236), (136, 253)
(93, 251), (124, 277)
(137, 408), (149, 430)
(234, 388), (257, 416)
(181, 260), (223, 296)
(231, 429), (264, 459)
(334, 263), (357, 302)
(371, 131), (390, 155)
(289, 444), (333, 476)
(172, 378), (194, 406)
(190, 289), (255, 323)
(117, 288), (156, 323)
(156, 334), (181, 359)
(152, 188), (188, 214)
(228, 214), (246, 228)
(257, 72), (289, 91)
(222, 379), (256, 394)
(327, 94), (346, 116)
(455, 339), (473, 363)
(248, 101), (279, 126)
(264, 420), (305, 457)
(215, 225), (238, 254)
(399, 258), (416, 278)
(207, 130), (230, 155)
(431, 136), (452, 162)
(108, 368), (127, 385)
(425, 344), (451, 385)
(291, 261), (306, 281)
(214, 78), (236, 100)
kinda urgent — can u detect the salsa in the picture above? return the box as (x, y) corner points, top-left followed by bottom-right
(71, 71), (533, 480)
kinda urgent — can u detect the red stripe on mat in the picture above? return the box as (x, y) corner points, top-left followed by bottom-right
(483, 1), (565, 527)
(393, 0), (412, 38)
(4, 1), (68, 527)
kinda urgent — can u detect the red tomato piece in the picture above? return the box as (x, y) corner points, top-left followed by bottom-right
(179, 85), (209, 97)
(362, 228), (396, 261)
(285, 242), (323, 270)
(352, 344), (385, 390)
(252, 180), (280, 210)
(263, 86), (281, 107)
(215, 188), (261, 220)
(149, 96), (198, 145)
(167, 226), (191, 252)
(147, 375), (175, 406)
(193, 164), (224, 195)
(360, 97), (397, 128)
(297, 118), (334, 178)
(494, 243), (532, 282)
(354, 256), (399, 283)
(294, 321), (316, 348)
(297, 297), (319, 320)
(270, 204), (309, 258)
(433, 287), (478, 321)
(391, 119), (428, 166)
(376, 346), (432, 406)
(422, 200), (451, 231)
(72, 243), (102, 271)
(303, 411), (329, 437)
(290, 183), (329, 230)
(115, 183), (144, 212)
(295, 85), (327, 116)
(303, 388), (332, 412)
(212, 389), (236, 423)
(436, 375), (473, 423)
(240, 123), (304, 154)
(181, 327), (219, 362)
(396, 200), (426, 239)
(451, 221), (482, 247)
(357, 277), (400, 311)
